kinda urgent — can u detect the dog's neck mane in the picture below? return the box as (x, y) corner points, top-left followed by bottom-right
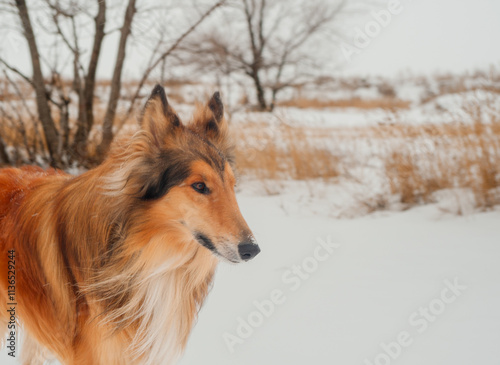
(86, 227), (218, 365)
(111, 250), (217, 365)
(59, 161), (218, 365)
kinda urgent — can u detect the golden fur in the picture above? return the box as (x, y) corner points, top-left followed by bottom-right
(0, 85), (257, 364)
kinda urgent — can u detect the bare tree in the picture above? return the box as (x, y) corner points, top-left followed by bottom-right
(108, 0), (226, 151)
(97, 0), (226, 159)
(72, 0), (106, 155)
(96, 0), (136, 159)
(182, 0), (346, 111)
(0, 0), (225, 167)
(0, 0), (111, 165)
(0, 134), (9, 165)
(11, 0), (62, 165)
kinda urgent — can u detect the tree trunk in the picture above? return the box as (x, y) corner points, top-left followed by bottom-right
(73, 0), (106, 158)
(250, 70), (267, 111)
(0, 134), (10, 165)
(60, 99), (70, 152)
(270, 88), (278, 112)
(97, 0), (136, 160)
(15, 0), (61, 166)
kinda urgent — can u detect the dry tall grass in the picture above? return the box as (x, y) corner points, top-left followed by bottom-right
(279, 97), (411, 110)
(383, 105), (500, 208)
(1, 76), (499, 213)
(233, 123), (340, 182)
(231, 99), (500, 211)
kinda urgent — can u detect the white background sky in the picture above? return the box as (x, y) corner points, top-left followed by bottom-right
(338, 0), (500, 76)
(1, 0), (499, 79)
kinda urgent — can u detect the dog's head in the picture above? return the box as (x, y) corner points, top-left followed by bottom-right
(122, 85), (259, 264)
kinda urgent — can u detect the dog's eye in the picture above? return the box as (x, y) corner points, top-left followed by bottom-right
(191, 182), (209, 194)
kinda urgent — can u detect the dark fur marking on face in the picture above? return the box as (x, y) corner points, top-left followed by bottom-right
(195, 232), (217, 253)
(137, 141), (226, 200)
(140, 158), (191, 201)
(135, 116), (229, 200)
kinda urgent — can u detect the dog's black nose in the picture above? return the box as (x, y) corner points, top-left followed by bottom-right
(238, 242), (261, 261)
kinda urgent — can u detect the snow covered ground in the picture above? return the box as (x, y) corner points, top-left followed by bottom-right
(178, 194), (500, 365)
(1, 187), (499, 364)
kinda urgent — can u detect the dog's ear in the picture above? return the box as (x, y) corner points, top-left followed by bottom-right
(207, 91), (224, 132)
(140, 84), (181, 146)
(190, 92), (232, 157)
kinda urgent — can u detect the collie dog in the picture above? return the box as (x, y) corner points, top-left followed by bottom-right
(0, 85), (260, 364)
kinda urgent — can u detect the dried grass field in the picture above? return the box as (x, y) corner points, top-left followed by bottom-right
(1, 72), (500, 215)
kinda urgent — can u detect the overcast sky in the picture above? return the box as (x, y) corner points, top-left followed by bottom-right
(0, 0), (499, 79)
(338, 0), (500, 76)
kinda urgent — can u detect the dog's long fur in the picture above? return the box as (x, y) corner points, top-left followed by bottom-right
(0, 86), (257, 364)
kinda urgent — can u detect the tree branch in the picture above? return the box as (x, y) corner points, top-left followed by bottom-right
(0, 56), (34, 86)
(118, 0), (227, 129)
